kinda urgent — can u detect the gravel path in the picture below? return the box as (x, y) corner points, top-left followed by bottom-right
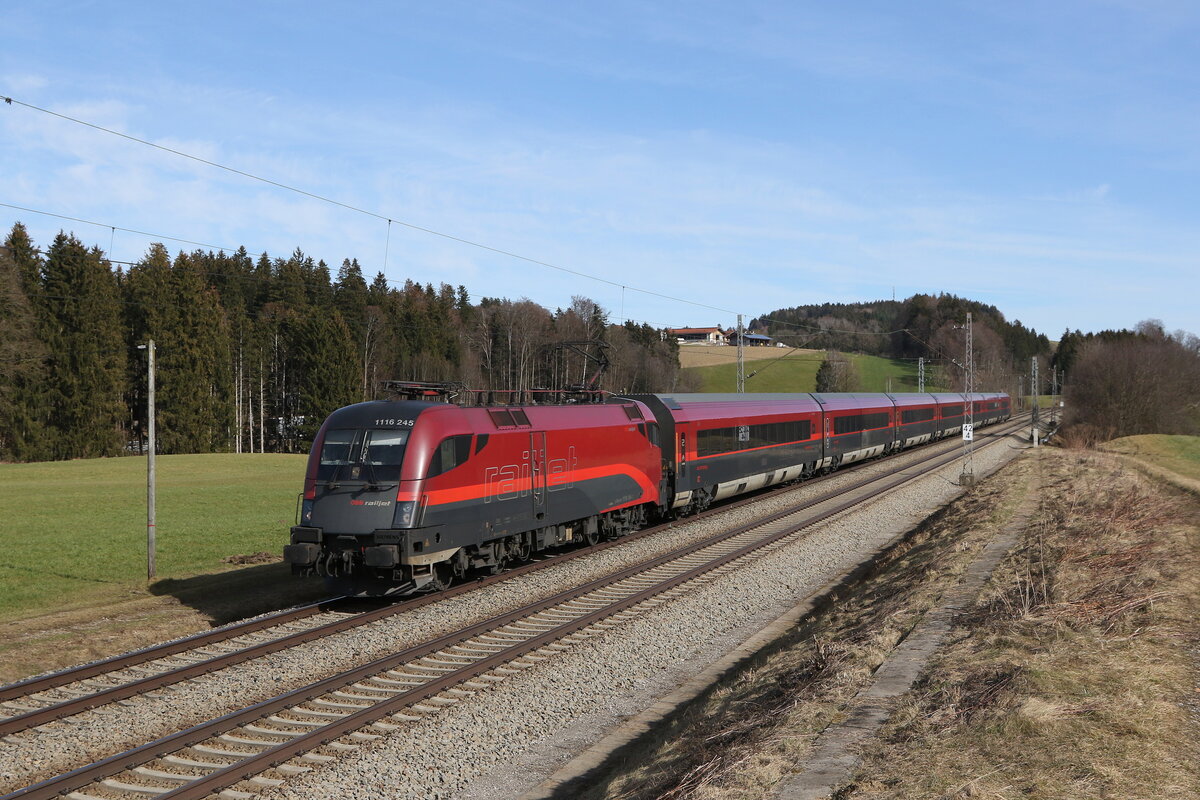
(0, 429), (1017, 796)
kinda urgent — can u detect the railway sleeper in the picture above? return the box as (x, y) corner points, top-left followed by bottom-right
(193, 744), (256, 758)
(332, 689), (391, 701)
(219, 732), (279, 746)
(310, 697), (368, 710)
(275, 764), (313, 776)
(268, 714), (326, 728)
(243, 724), (295, 738)
(289, 707), (348, 719)
(132, 767), (190, 782)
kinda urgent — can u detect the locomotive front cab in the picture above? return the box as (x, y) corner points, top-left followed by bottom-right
(284, 400), (455, 593)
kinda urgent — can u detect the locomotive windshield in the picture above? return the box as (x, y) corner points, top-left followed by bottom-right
(319, 428), (409, 482)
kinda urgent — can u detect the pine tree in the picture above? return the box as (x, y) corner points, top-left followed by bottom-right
(367, 271), (390, 305)
(40, 233), (127, 458)
(0, 231), (50, 460)
(123, 242), (174, 453)
(161, 251), (234, 451)
(288, 311), (358, 446)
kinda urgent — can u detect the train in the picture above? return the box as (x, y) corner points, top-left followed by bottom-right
(284, 390), (1010, 595)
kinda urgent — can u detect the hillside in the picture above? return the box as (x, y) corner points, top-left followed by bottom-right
(682, 351), (934, 393)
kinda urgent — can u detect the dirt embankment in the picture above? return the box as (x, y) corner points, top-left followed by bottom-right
(571, 448), (1200, 800)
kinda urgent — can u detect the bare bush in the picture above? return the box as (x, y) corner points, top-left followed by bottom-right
(1064, 324), (1200, 440)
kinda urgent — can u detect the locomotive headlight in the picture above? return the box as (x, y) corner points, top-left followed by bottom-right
(301, 499), (314, 524)
(393, 501), (417, 528)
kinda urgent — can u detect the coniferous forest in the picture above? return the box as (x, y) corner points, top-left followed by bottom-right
(0, 222), (684, 461)
(7, 221), (1194, 463)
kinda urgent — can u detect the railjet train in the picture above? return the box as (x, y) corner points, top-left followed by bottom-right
(284, 390), (1010, 595)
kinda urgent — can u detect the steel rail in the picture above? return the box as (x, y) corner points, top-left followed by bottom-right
(2, 417), (1024, 800)
(0, 416), (1015, 735)
(0, 597), (348, 703)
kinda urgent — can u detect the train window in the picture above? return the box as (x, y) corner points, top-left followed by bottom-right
(833, 415), (857, 435)
(318, 429), (361, 480)
(902, 408), (936, 424)
(320, 429), (359, 465)
(697, 427), (737, 456)
(428, 434), (473, 478)
(362, 429), (409, 466)
(941, 405), (963, 417)
(697, 419), (813, 456)
(833, 413), (889, 435)
(475, 434), (490, 454)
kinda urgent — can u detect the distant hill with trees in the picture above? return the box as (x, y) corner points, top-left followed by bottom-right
(754, 294), (1054, 395)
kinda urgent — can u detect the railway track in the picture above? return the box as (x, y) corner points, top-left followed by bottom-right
(1, 417), (1026, 800)
(0, 418), (1019, 740)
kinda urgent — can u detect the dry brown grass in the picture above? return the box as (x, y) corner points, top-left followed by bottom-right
(571, 456), (1040, 800)
(846, 450), (1200, 799)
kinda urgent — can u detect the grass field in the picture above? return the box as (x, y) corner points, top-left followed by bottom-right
(684, 352), (937, 393)
(0, 453), (308, 622)
(1102, 434), (1200, 482)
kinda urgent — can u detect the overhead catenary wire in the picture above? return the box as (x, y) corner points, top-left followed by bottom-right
(4, 199), (970, 369)
(1, 201), (241, 254)
(5, 201), (671, 326)
(4, 97), (1016, 355)
(2, 95), (738, 318)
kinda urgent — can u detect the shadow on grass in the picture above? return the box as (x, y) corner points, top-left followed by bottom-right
(0, 562), (126, 585)
(150, 562), (330, 626)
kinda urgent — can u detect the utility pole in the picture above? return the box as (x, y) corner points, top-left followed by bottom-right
(736, 314), (745, 394)
(961, 312), (974, 486)
(1031, 356), (1040, 446)
(137, 340), (157, 579)
(918, 357), (925, 393)
(1051, 365), (1059, 425)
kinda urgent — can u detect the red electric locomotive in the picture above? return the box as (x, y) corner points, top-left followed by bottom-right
(285, 397), (663, 595)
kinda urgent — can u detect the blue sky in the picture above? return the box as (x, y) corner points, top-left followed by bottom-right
(2, 1), (1197, 338)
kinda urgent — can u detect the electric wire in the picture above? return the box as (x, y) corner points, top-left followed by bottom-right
(2, 96), (737, 317)
(2, 98), (1042, 364)
(1, 202), (701, 330)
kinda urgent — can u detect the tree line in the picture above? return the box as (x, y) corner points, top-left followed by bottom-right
(1061, 321), (1200, 442)
(758, 293), (1056, 395)
(0, 222), (683, 462)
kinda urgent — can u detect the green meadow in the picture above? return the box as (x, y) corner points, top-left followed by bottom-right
(0, 453), (308, 621)
(1103, 434), (1200, 482)
(685, 352), (936, 393)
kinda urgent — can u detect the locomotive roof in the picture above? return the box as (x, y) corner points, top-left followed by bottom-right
(323, 399), (443, 425)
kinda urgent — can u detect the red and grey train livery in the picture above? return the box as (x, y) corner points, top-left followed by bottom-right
(284, 391), (1009, 595)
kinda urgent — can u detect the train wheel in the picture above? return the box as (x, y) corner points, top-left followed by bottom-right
(429, 563), (454, 591)
(514, 534), (532, 562)
(488, 541), (509, 574)
(585, 527), (600, 546)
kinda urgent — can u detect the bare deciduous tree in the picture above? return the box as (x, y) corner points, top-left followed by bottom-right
(1065, 324), (1200, 441)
